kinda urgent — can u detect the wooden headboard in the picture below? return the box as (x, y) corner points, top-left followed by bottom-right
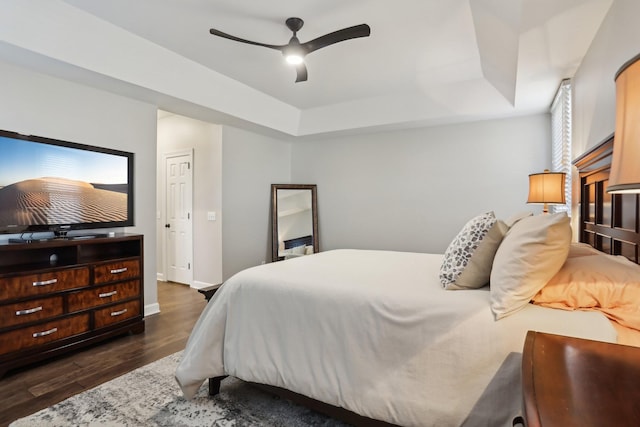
(283, 235), (313, 249)
(573, 134), (640, 263)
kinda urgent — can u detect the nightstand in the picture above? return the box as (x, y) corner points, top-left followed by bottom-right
(522, 331), (640, 426)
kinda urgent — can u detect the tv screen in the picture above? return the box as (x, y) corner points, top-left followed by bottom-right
(0, 129), (134, 237)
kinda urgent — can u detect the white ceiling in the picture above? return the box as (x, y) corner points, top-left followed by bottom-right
(1, 0), (613, 138)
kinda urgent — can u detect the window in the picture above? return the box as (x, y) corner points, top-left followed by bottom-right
(550, 79), (572, 215)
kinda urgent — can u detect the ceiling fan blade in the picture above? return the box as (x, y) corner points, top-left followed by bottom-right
(301, 24), (370, 54)
(209, 28), (285, 51)
(295, 63), (308, 83)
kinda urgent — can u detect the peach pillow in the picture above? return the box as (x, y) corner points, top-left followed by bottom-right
(567, 242), (601, 258)
(532, 253), (640, 333)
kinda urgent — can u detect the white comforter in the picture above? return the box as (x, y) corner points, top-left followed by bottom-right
(176, 249), (616, 427)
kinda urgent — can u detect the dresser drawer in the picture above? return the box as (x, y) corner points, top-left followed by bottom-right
(94, 300), (140, 328)
(0, 314), (90, 355)
(94, 260), (140, 284)
(0, 296), (64, 328)
(68, 280), (140, 312)
(0, 267), (90, 301)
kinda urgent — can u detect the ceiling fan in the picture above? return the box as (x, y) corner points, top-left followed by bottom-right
(209, 17), (371, 83)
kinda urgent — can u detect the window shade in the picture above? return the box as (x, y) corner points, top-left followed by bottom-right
(550, 79), (572, 215)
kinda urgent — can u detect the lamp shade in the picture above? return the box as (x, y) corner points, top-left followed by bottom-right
(527, 170), (566, 213)
(608, 53), (640, 194)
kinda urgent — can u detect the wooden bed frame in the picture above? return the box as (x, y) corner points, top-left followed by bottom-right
(207, 373), (395, 426)
(203, 134), (639, 426)
(573, 134), (640, 263)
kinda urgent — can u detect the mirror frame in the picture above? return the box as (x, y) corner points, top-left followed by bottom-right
(271, 184), (319, 262)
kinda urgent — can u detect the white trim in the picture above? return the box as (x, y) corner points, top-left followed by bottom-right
(191, 280), (219, 290)
(156, 272), (165, 282)
(144, 302), (161, 317)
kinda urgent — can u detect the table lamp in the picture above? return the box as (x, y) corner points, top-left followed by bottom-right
(608, 53), (640, 194)
(527, 169), (566, 213)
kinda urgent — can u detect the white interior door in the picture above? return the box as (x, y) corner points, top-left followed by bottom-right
(165, 152), (193, 285)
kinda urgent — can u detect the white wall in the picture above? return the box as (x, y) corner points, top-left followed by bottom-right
(573, 0), (640, 157)
(157, 114), (223, 288)
(280, 210), (313, 242)
(221, 126), (291, 279)
(0, 60), (159, 314)
(292, 114), (551, 254)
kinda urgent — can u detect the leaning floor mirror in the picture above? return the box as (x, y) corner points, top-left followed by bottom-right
(271, 184), (319, 262)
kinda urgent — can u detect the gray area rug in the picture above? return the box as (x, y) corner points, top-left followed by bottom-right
(10, 351), (348, 426)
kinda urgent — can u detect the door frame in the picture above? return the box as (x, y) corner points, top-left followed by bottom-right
(161, 149), (194, 286)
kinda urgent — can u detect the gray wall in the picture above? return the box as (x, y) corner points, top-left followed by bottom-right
(0, 60), (159, 314)
(221, 126), (291, 279)
(2, 0), (634, 290)
(573, 0), (640, 157)
(0, 59), (554, 290)
(569, 0), (640, 237)
(0, 55), (561, 287)
(292, 114), (551, 254)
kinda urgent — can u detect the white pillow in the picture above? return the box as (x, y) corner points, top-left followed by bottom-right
(504, 211), (533, 228)
(291, 245), (306, 255)
(490, 213), (571, 319)
(440, 212), (507, 289)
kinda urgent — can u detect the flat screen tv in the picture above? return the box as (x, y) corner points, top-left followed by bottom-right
(0, 129), (134, 239)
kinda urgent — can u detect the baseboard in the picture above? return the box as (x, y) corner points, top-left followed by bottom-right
(191, 280), (218, 290)
(156, 272), (165, 282)
(144, 302), (160, 317)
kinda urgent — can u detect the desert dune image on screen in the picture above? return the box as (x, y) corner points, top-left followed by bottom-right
(0, 136), (129, 227)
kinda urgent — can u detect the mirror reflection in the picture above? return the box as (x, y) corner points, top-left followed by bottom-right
(271, 184), (318, 262)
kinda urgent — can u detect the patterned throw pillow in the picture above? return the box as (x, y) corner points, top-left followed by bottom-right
(440, 212), (506, 290)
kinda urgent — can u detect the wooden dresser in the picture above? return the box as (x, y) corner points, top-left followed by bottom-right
(522, 330), (640, 426)
(0, 234), (144, 377)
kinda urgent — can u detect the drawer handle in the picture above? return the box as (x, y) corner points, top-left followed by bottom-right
(110, 267), (128, 274)
(33, 278), (58, 287)
(111, 308), (128, 317)
(99, 290), (118, 298)
(16, 306), (43, 316)
(33, 327), (58, 338)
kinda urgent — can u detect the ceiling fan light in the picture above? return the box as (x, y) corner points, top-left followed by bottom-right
(285, 54), (304, 65)
(283, 38), (305, 65)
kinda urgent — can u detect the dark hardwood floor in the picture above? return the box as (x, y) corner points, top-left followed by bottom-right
(0, 281), (207, 426)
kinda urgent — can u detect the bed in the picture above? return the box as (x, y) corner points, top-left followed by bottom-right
(175, 135), (640, 426)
